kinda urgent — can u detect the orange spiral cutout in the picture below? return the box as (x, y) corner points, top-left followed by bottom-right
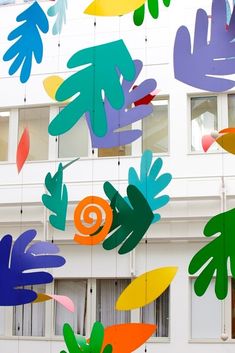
(73, 196), (113, 245)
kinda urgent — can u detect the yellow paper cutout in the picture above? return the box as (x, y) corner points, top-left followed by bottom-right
(43, 75), (65, 101)
(33, 293), (51, 303)
(116, 267), (178, 310)
(216, 133), (235, 154)
(84, 0), (146, 16)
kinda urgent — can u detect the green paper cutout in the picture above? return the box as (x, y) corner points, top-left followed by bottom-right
(103, 182), (154, 255)
(48, 39), (135, 138)
(189, 208), (235, 300)
(61, 322), (112, 353)
(134, 0), (171, 26)
(42, 163), (68, 231)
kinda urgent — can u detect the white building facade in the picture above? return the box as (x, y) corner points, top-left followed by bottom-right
(0, 0), (235, 352)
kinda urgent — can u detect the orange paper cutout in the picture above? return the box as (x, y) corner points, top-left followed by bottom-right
(219, 127), (235, 134)
(16, 127), (30, 173)
(74, 196), (113, 245)
(216, 133), (235, 154)
(103, 323), (157, 353)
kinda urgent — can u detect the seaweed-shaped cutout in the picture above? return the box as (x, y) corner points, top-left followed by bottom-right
(47, 0), (68, 35)
(3, 1), (49, 83)
(103, 182), (154, 255)
(189, 208), (235, 300)
(128, 150), (172, 223)
(0, 229), (65, 306)
(61, 322), (112, 353)
(134, 0), (171, 26)
(42, 163), (68, 231)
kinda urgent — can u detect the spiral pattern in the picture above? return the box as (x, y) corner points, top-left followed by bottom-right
(73, 196), (113, 245)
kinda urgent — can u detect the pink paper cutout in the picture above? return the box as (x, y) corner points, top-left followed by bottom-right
(202, 135), (216, 152)
(16, 128), (30, 173)
(49, 294), (75, 312)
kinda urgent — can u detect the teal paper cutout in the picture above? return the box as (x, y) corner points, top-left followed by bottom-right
(47, 0), (68, 35)
(42, 163), (68, 231)
(103, 182), (154, 255)
(189, 208), (235, 300)
(127, 150), (172, 223)
(48, 40), (136, 138)
(61, 322), (112, 353)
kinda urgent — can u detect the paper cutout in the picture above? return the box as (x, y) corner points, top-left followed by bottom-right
(103, 323), (157, 353)
(116, 267), (177, 310)
(48, 0), (67, 35)
(74, 196), (113, 245)
(42, 163), (68, 231)
(43, 75), (65, 101)
(216, 132), (235, 154)
(133, 85), (156, 106)
(84, 0), (146, 16)
(103, 182), (153, 254)
(189, 208), (235, 299)
(202, 135), (216, 152)
(219, 127), (235, 133)
(86, 60), (156, 148)
(127, 150), (171, 224)
(174, 0), (235, 92)
(0, 229), (65, 306)
(16, 127), (30, 173)
(133, 0), (171, 26)
(34, 293), (75, 312)
(3, 1), (49, 83)
(48, 40), (135, 138)
(62, 322), (112, 353)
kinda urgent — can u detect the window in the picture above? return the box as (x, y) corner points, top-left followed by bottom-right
(191, 96), (218, 152)
(54, 279), (87, 336)
(191, 279), (221, 339)
(18, 107), (49, 160)
(141, 287), (169, 337)
(142, 98), (169, 153)
(96, 279), (131, 327)
(0, 110), (9, 161)
(13, 285), (45, 336)
(58, 109), (89, 158)
(228, 94), (235, 127)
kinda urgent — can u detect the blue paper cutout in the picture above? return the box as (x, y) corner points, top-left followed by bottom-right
(3, 1), (49, 83)
(86, 60), (157, 148)
(174, 0), (235, 92)
(127, 150), (171, 223)
(47, 0), (68, 35)
(0, 229), (65, 306)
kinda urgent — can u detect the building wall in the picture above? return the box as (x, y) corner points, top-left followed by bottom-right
(0, 0), (235, 352)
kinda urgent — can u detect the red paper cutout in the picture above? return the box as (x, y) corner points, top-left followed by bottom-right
(133, 85), (156, 106)
(201, 135), (215, 152)
(17, 128), (30, 173)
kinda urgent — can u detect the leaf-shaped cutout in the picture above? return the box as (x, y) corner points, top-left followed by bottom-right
(16, 127), (30, 173)
(127, 150), (172, 224)
(47, 0), (68, 35)
(43, 75), (66, 101)
(103, 323), (156, 353)
(133, 0), (171, 26)
(116, 267), (178, 310)
(34, 293), (74, 312)
(216, 133), (235, 154)
(84, 0), (146, 16)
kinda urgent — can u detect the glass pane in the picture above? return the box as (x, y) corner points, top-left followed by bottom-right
(54, 279), (87, 336)
(232, 279), (235, 338)
(228, 94), (235, 127)
(18, 107), (49, 160)
(13, 284), (45, 336)
(142, 99), (168, 153)
(191, 279), (221, 339)
(58, 109), (89, 158)
(0, 111), (9, 161)
(191, 96), (218, 152)
(98, 126), (132, 157)
(141, 287), (169, 337)
(96, 279), (131, 326)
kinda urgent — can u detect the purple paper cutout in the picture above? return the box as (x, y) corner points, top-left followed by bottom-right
(174, 0), (235, 92)
(86, 60), (157, 148)
(0, 229), (65, 306)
